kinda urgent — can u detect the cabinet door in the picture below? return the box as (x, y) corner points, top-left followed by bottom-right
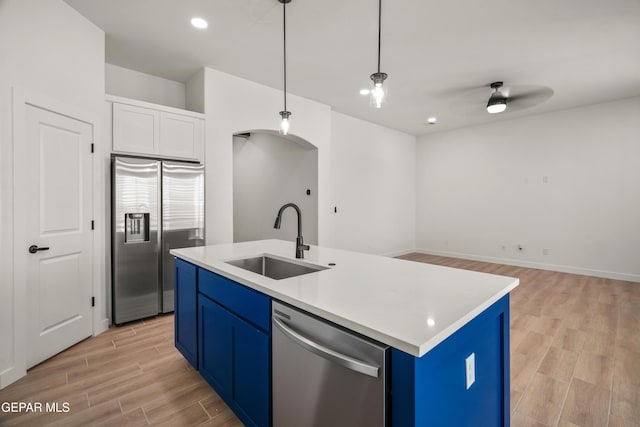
(234, 316), (270, 427)
(160, 112), (202, 160)
(199, 296), (233, 400)
(174, 259), (197, 368)
(199, 294), (271, 427)
(112, 103), (160, 155)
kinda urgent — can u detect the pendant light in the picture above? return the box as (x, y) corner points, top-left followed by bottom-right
(370, 0), (387, 108)
(487, 82), (507, 114)
(278, 0), (292, 135)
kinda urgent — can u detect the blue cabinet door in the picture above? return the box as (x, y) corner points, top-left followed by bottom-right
(233, 315), (270, 427)
(199, 293), (271, 427)
(199, 295), (233, 400)
(174, 258), (197, 368)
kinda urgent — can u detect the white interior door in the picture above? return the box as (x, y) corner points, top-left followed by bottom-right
(25, 104), (93, 368)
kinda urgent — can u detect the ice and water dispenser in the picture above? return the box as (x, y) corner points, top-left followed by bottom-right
(124, 213), (150, 243)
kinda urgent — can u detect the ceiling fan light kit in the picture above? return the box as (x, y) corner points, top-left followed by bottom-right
(487, 81), (507, 114)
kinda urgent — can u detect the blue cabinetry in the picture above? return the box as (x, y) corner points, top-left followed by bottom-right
(174, 256), (511, 427)
(198, 269), (271, 427)
(174, 258), (198, 368)
(392, 295), (510, 427)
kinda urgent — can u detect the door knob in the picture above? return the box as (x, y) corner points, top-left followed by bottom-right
(28, 245), (50, 254)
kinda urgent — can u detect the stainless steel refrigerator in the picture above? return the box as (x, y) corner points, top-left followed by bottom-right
(112, 156), (204, 324)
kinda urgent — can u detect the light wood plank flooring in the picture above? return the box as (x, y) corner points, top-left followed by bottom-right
(0, 314), (242, 427)
(400, 253), (640, 427)
(1, 254), (638, 426)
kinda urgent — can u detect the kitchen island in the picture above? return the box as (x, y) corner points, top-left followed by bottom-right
(171, 239), (519, 427)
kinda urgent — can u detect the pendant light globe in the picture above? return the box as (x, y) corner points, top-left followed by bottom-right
(370, 72), (388, 108)
(279, 110), (291, 135)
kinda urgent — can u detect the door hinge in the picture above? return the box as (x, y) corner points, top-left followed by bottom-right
(91, 297), (95, 307)
(91, 220), (95, 230)
(91, 143), (94, 153)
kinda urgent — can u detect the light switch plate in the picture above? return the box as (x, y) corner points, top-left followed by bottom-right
(466, 353), (475, 389)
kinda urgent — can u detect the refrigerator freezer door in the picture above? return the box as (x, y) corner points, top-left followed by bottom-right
(161, 161), (205, 313)
(112, 157), (161, 324)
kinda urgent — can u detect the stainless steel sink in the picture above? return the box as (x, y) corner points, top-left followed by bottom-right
(225, 255), (328, 280)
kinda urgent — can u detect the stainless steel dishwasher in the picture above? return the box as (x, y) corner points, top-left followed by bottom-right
(272, 301), (389, 427)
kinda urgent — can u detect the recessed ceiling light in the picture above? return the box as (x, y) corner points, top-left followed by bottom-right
(427, 117), (437, 125)
(191, 17), (208, 29)
(359, 89), (370, 95)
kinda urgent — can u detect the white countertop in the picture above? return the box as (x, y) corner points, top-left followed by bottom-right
(171, 239), (519, 357)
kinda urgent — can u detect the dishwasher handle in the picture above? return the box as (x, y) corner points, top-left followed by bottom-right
(272, 316), (379, 378)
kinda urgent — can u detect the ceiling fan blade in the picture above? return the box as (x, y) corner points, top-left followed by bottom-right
(434, 85), (487, 97)
(447, 95), (489, 117)
(507, 86), (554, 110)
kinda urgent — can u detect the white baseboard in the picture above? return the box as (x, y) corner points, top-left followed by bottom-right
(94, 318), (109, 337)
(413, 248), (640, 283)
(382, 248), (416, 258)
(0, 366), (26, 390)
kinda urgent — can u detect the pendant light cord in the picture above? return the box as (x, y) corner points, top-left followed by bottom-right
(283, 2), (287, 111)
(377, 0), (381, 73)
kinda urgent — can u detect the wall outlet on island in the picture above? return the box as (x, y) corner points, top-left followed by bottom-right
(465, 353), (475, 390)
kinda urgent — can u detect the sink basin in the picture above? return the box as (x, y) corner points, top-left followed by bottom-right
(225, 255), (328, 280)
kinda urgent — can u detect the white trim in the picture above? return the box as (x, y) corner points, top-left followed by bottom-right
(414, 247), (640, 283)
(382, 248), (416, 258)
(95, 318), (109, 336)
(92, 103), (108, 336)
(0, 365), (25, 390)
(10, 87), (28, 388)
(105, 94), (205, 119)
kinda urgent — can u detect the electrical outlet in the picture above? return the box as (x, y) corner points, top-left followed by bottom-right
(465, 353), (475, 389)
(543, 248), (549, 256)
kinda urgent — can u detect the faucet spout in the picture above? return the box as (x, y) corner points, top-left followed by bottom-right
(274, 203), (309, 259)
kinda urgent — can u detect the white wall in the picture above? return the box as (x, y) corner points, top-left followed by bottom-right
(329, 112), (416, 256)
(416, 97), (640, 281)
(186, 69), (205, 114)
(203, 68), (332, 246)
(0, 0), (105, 388)
(233, 132), (318, 244)
(105, 63), (186, 109)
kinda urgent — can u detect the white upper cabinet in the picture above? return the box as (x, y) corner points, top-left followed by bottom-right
(160, 112), (203, 160)
(113, 103), (160, 155)
(109, 96), (204, 162)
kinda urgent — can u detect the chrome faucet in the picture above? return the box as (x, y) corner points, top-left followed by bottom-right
(273, 203), (310, 259)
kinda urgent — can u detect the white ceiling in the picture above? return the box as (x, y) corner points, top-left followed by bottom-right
(64, 0), (640, 136)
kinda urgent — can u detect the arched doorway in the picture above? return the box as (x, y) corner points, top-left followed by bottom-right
(232, 130), (318, 244)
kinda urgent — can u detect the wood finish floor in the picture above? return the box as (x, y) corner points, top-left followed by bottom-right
(0, 315), (241, 427)
(400, 253), (640, 427)
(1, 254), (638, 426)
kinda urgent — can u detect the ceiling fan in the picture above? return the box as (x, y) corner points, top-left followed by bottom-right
(448, 81), (554, 116)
